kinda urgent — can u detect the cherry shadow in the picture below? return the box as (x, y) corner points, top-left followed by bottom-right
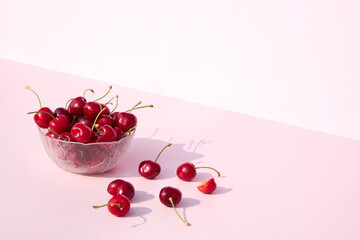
(126, 206), (152, 227)
(177, 197), (201, 226)
(131, 190), (155, 204)
(98, 138), (207, 179)
(212, 186), (233, 195)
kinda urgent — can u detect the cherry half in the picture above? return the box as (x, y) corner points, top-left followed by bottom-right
(93, 194), (130, 217)
(159, 186), (190, 226)
(176, 162), (220, 181)
(107, 179), (135, 200)
(138, 143), (172, 179)
(197, 178), (217, 194)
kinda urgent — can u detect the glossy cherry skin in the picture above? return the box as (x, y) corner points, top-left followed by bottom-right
(48, 115), (71, 134)
(159, 186), (182, 207)
(116, 112), (137, 132)
(45, 131), (58, 139)
(68, 96), (87, 116)
(107, 195), (131, 216)
(70, 123), (94, 143)
(76, 116), (94, 128)
(34, 107), (54, 128)
(197, 178), (217, 194)
(114, 127), (124, 140)
(59, 132), (74, 142)
(54, 107), (73, 123)
(83, 101), (102, 120)
(176, 162), (197, 181)
(96, 115), (115, 127)
(138, 160), (161, 179)
(100, 103), (111, 115)
(107, 179), (135, 200)
(96, 125), (117, 142)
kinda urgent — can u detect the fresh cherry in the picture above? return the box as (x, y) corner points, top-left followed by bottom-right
(197, 178), (217, 194)
(70, 123), (94, 143)
(100, 103), (111, 115)
(159, 186), (190, 226)
(59, 132), (74, 142)
(54, 107), (73, 123)
(83, 101), (102, 120)
(48, 115), (71, 134)
(116, 112), (137, 132)
(96, 115), (115, 127)
(96, 125), (117, 142)
(45, 130), (58, 139)
(176, 162), (220, 181)
(93, 194), (130, 217)
(138, 143), (172, 179)
(113, 127), (124, 140)
(68, 96), (87, 116)
(107, 179), (135, 200)
(76, 116), (94, 128)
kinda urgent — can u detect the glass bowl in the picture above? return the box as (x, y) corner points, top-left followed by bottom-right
(38, 128), (135, 174)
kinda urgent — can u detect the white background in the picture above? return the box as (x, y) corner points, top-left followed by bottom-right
(0, 0), (359, 139)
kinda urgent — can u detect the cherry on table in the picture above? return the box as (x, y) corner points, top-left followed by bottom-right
(159, 186), (190, 226)
(138, 143), (172, 179)
(197, 178), (217, 194)
(176, 162), (220, 181)
(93, 194), (130, 217)
(107, 179), (135, 200)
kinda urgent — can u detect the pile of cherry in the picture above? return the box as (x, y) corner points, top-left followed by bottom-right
(94, 142), (220, 226)
(26, 85), (221, 226)
(26, 85), (150, 143)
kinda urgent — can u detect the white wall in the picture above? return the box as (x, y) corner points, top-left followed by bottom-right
(1, 0), (359, 139)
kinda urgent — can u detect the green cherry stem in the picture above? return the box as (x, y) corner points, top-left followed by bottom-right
(168, 197), (190, 226)
(92, 202), (122, 209)
(91, 107), (108, 130)
(83, 88), (94, 97)
(25, 86), (42, 108)
(195, 166), (221, 177)
(65, 98), (73, 109)
(154, 143), (172, 163)
(93, 85), (112, 102)
(126, 101), (142, 113)
(110, 95), (119, 114)
(120, 126), (137, 138)
(105, 96), (114, 105)
(125, 104), (153, 112)
(27, 110), (55, 119)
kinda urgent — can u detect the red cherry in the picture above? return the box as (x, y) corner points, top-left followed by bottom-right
(113, 127), (124, 140)
(197, 178), (217, 194)
(48, 115), (71, 134)
(96, 115), (115, 127)
(59, 132), (74, 142)
(107, 179), (135, 200)
(176, 162), (220, 181)
(70, 123), (94, 143)
(100, 103), (111, 115)
(83, 101), (102, 120)
(96, 125), (117, 142)
(54, 107), (73, 123)
(76, 116), (94, 128)
(93, 195), (130, 217)
(45, 130), (58, 139)
(116, 112), (137, 132)
(68, 96), (87, 116)
(33, 107), (55, 128)
(159, 186), (190, 226)
(138, 143), (172, 179)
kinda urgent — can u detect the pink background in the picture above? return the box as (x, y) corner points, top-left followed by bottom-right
(1, 59), (359, 239)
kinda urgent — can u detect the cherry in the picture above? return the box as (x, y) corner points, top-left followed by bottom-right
(59, 132), (74, 142)
(83, 101), (102, 120)
(159, 186), (190, 226)
(93, 194), (130, 217)
(197, 178), (217, 194)
(116, 112), (137, 132)
(96, 125), (117, 142)
(76, 116), (94, 128)
(100, 103), (111, 115)
(48, 115), (71, 134)
(54, 107), (73, 123)
(113, 127), (124, 140)
(68, 96), (87, 116)
(45, 130), (58, 139)
(176, 162), (220, 181)
(96, 115), (115, 127)
(107, 179), (135, 200)
(32, 107), (55, 128)
(70, 123), (94, 143)
(138, 143), (172, 179)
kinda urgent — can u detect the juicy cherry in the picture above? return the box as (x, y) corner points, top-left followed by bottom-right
(83, 101), (102, 120)
(93, 195), (130, 217)
(176, 162), (220, 181)
(116, 112), (137, 132)
(96, 125), (117, 142)
(197, 178), (217, 194)
(107, 179), (135, 200)
(33, 107), (55, 129)
(68, 96), (87, 116)
(138, 143), (172, 179)
(159, 186), (190, 226)
(48, 115), (71, 134)
(70, 123), (94, 143)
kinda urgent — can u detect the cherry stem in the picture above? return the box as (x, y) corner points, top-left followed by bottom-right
(47, 128), (67, 141)
(92, 202), (122, 209)
(91, 107), (108, 130)
(168, 197), (190, 226)
(120, 126), (137, 138)
(110, 95), (119, 114)
(125, 104), (153, 113)
(83, 88), (94, 97)
(105, 96), (114, 105)
(195, 166), (221, 177)
(127, 101), (142, 113)
(93, 86), (112, 102)
(65, 98), (73, 109)
(154, 143), (172, 163)
(94, 124), (103, 135)
(25, 86), (42, 108)
(27, 110), (55, 119)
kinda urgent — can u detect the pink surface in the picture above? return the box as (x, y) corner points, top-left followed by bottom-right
(0, 58), (359, 239)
